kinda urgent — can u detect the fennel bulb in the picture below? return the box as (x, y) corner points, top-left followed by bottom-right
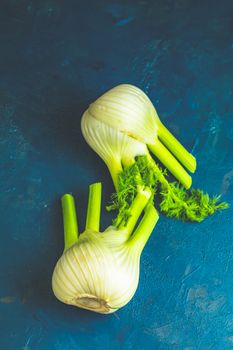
(81, 84), (228, 223)
(82, 84), (196, 189)
(52, 183), (158, 314)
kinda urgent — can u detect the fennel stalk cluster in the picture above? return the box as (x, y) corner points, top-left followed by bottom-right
(52, 84), (228, 314)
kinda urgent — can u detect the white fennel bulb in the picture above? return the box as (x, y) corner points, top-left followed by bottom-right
(82, 84), (196, 190)
(52, 183), (158, 314)
(81, 110), (148, 188)
(88, 84), (159, 144)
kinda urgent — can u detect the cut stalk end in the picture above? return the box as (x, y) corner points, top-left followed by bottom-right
(129, 205), (159, 251)
(157, 122), (197, 173)
(61, 194), (78, 251)
(148, 140), (192, 189)
(121, 187), (152, 235)
(85, 182), (102, 232)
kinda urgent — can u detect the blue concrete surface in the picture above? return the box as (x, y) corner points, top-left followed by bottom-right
(0, 1), (233, 349)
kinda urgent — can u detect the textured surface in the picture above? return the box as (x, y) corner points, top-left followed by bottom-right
(0, 1), (233, 349)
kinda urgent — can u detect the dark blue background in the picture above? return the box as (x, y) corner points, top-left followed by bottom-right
(0, 1), (233, 349)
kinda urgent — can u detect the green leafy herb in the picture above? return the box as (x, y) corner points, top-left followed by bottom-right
(108, 155), (228, 226)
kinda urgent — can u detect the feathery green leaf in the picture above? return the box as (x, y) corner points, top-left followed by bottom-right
(107, 155), (228, 225)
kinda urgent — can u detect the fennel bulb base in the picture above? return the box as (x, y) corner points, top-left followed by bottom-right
(71, 294), (113, 314)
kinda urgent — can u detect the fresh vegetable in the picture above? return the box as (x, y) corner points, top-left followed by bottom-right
(82, 84), (196, 189)
(52, 183), (158, 314)
(81, 84), (228, 224)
